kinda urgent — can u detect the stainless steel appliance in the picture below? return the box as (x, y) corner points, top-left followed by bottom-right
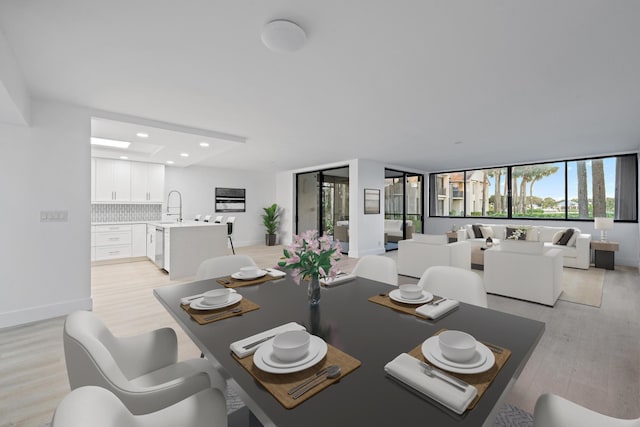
(154, 226), (164, 268)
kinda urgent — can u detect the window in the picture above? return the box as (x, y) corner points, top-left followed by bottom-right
(428, 154), (637, 222)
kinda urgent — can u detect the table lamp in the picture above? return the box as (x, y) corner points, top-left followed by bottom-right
(594, 217), (613, 241)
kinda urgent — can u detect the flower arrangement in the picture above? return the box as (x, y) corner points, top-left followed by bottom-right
(278, 230), (342, 284)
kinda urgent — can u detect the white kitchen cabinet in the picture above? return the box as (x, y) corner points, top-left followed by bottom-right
(132, 224), (147, 256)
(93, 224), (132, 261)
(131, 162), (165, 202)
(164, 228), (171, 272)
(146, 224), (155, 260)
(94, 159), (131, 201)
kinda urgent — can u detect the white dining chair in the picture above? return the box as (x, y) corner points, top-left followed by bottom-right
(51, 386), (227, 427)
(417, 265), (488, 307)
(63, 310), (227, 415)
(195, 254), (257, 281)
(351, 255), (398, 286)
(533, 393), (640, 427)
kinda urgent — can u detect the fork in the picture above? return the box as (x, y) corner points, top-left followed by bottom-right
(420, 361), (468, 392)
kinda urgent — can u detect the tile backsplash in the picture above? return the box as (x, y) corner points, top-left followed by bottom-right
(91, 204), (162, 223)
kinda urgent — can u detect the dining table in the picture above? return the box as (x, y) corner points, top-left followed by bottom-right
(153, 274), (544, 427)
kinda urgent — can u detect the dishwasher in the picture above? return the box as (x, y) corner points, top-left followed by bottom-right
(154, 226), (164, 269)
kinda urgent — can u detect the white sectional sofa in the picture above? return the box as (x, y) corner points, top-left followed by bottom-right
(457, 223), (591, 269)
(398, 234), (471, 277)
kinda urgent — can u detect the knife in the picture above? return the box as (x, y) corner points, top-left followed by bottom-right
(242, 334), (277, 350)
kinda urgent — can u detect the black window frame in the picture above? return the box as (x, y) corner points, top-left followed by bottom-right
(428, 153), (638, 223)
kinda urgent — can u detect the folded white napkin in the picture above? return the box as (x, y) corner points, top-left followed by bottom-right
(320, 273), (356, 287)
(384, 353), (477, 414)
(415, 299), (460, 320)
(180, 289), (237, 305)
(229, 322), (306, 358)
(265, 268), (286, 278)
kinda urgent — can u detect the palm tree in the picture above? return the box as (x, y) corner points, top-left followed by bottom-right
(577, 161), (588, 218)
(592, 159), (606, 217)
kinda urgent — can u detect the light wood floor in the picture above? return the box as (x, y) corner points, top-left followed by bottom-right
(1, 246), (638, 426)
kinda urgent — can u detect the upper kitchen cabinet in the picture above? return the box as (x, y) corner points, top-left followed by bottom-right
(94, 158), (131, 201)
(131, 162), (165, 202)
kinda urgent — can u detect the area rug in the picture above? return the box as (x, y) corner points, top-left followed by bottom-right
(558, 267), (605, 307)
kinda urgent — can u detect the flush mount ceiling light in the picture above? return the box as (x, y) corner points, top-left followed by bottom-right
(261, 19), (306, 53)
(199, 142), (210, 147)
(180, 153), (189, 157)
(90, 137), (131, 149)
(136, 132), (149, 138)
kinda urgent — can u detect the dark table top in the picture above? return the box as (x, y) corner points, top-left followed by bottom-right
(154, 275), (544, 427)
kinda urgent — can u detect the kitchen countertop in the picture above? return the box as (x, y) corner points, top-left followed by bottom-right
(91, 220), (223, 228)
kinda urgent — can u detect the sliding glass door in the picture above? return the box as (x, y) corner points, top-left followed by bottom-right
(296, 167), (349, 239)
(384, 169), (423, 249)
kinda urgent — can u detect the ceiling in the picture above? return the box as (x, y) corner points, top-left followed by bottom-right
(0, 1), (639, 172)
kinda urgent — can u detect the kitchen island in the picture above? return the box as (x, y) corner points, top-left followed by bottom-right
(148, 221), (228, 280)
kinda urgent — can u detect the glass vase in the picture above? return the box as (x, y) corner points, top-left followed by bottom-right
(308, 275), (321, 306)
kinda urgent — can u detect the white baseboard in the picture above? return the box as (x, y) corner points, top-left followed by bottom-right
(0, 297), (93, 329)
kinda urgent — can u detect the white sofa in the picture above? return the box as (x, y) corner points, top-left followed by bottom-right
(385, 220), (414, 242)
(398, 234), (471, 278)
(484, 241), (563, 306)
(458, 223), (591, 269)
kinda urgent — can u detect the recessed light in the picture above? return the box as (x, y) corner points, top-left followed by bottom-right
(166, 160), (175, 164)
(199, 142), (210, 147)
(180, 153), (189, 157)
(136, 132), (149, 138)
(90, 137), (131, 149)
(120, 156), (128, 160)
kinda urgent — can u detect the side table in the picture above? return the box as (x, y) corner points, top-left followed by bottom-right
(446, 231), (458, 243)
(590, 241), (619, 270)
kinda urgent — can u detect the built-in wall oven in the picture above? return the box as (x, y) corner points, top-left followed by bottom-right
(154, 226), (164, 268)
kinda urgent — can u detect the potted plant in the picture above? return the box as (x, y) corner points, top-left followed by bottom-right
(261, 203), (280, 246)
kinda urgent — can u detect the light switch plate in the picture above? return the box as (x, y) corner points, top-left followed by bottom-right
(40, 210), (69, 222)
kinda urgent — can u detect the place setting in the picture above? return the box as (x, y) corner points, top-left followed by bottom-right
(385, 329), (511, 414)
(217, 265), (284, 288)
(230, 323), (361, 408)
(369, 284), (460, 320)
(180, 288), (260, 325)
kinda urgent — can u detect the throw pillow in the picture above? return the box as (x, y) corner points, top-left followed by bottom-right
(480, 226), (494, 239)
(557, 228), (575, 246)
(506, 226), (526, 240)
(525, 227), (539, 242)
(551, 230), (564, 244)
(472, 224), (484, 238)
(567, 228), (580, 246)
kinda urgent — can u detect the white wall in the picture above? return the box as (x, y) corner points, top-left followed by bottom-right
(0, 99), (91, 328)
(164, 165), (276, 247)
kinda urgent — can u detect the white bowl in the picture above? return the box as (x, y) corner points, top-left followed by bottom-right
(438, 330), (477, 363)
(202, 288), (232, 305)
(240, 266), (259, 276)
(399, 284), (423, 300)
(272, 330), (310, 362)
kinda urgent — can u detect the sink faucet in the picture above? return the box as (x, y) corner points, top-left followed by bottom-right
(166, 190), (183, 222)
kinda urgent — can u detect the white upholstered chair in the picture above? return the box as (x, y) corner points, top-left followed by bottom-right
(533, 393), (640, 427)
(195, 254), (257, 281)
(51, 386), (227, 427)
(351, 255), (398, 286)
(63, 311), (227, 415)
(417, 266), (488, 307)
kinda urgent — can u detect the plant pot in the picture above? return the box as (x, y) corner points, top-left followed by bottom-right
(265, 233), (277, 246)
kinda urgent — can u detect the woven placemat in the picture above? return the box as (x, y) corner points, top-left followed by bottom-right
(216, 274), (280, 288)
(232, 343), (361, 409)
(368, 293), (426, 316)
(408, 329), (511, 410)
(181, 297), (260, 325)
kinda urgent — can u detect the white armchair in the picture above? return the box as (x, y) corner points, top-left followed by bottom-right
(52, 386), (228, 427)
(398, 234), (471, 278)
(63, 311), (227, 415)
(533, 393), (640, 427)
(484, 242), (563, 306)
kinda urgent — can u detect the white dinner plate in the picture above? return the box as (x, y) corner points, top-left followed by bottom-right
(231, 269), (267, 280)
(389, 288), (434, 305)
(421, 336), (495, 374)
(260, 342), (321, 369)
(190, 293), (243, 310)
(253, 335), (328, 374)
